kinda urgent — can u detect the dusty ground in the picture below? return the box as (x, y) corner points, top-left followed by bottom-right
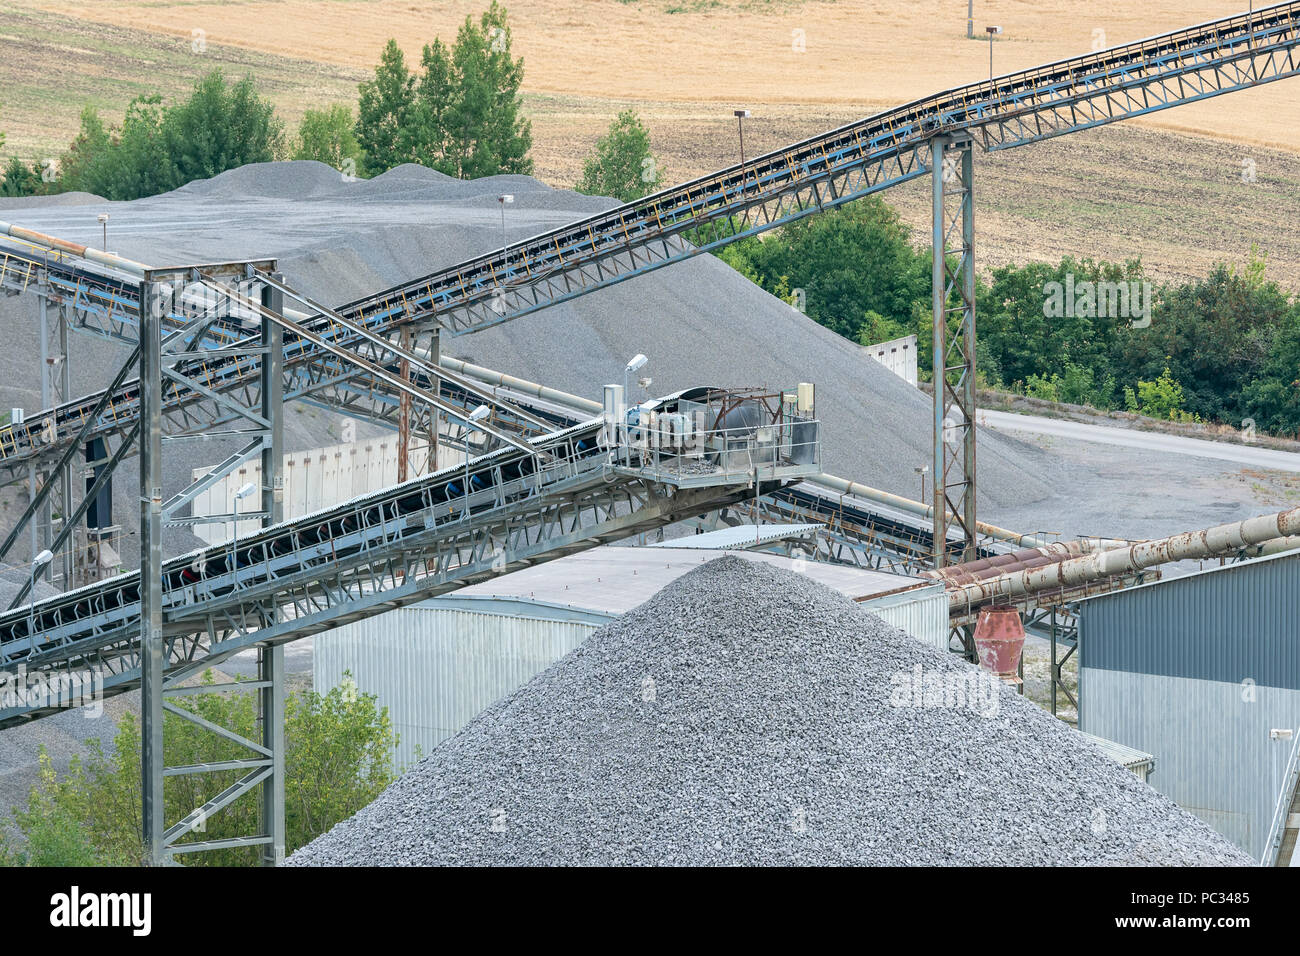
(28, 0), (1300, 148)
(3, 2), (1300, 286)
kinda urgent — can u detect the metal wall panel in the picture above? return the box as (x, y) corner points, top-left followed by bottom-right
(859, 584), (949, 652)
(1080, 551), (1300, 689)
(315, 605), (597, 770)
(1080, 668), (1300, 861)
(190, 435), (442, 545)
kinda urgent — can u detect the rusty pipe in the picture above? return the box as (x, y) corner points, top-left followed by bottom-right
(945, 506), (1300, 610)
(0, 219), (148, 277)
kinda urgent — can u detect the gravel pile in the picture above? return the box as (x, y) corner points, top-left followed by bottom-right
(288, 557), (1251, 866)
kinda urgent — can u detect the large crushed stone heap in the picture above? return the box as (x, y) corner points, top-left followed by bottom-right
(289, 557), (1250, 866)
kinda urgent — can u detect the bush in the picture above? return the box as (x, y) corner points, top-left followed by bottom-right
(59, 72), (284, 201)
(1, 672), (397, 866)
(576, 110), (663, 202)
(294, 103), (364, 176)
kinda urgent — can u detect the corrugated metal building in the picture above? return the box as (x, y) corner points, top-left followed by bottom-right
(1077, 550), (1300, 861)
(316, 545), (947, 769)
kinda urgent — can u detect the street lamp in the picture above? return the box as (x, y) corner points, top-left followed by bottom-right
(28, 549), (53, 631)
(967, 0), (974, 39)
(914, 464), (930, 502)
(497, 194), (514, 250)
(733, 109), (751, 168)
(623, 355), (648, 466)
(624, 354), (648, 406)
(96, 214), (109, 251)
(986, 25), (1003, 84)
(464, 404), (490, 514)
(231, 481), (256, 569)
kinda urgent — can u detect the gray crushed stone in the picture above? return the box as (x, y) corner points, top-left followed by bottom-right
(288, 556), (1252, 866)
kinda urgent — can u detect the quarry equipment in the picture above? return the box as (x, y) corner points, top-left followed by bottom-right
(5, 4), (1300, 565)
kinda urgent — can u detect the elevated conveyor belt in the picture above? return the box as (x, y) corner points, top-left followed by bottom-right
(3, 3), (1298, 485)
(0, 391), (821, 727)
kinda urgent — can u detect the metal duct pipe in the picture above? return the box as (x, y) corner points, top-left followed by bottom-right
(946, 505), (1300, 611)
(810, 473), (1067, 549)
(0, 220), (148, 277)
(427, 353), (603, 415)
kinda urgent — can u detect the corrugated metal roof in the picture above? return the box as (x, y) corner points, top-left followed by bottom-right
(1077, 547), (1300, 603)
(646, 524), (823, 550)
(446, 545), (930, 615)
(1079, 731), (1156, 771)
(1078, 549), (1300, 688)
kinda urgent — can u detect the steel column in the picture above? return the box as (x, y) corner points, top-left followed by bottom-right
(139, 278), (167, 865)
(398, 323), (412, 483)
(930, 134), (978, 569)
(259, 274), (286, 866)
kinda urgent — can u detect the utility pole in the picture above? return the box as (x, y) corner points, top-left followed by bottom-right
(497, 194), (513, 249)
(986, 25), (1003, 84)
(734, 109), (751, 168)
(967, 0), (974, 39)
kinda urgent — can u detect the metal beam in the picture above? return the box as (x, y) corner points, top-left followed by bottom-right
(139, 278), (166, 866)
(931, 135), (978, 569)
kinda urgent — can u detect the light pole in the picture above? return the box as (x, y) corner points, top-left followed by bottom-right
(97, 213), (109, 251)
(986, 25), (1002, 84)
(464, 404), (490, 514)
(624, 354), (647, 465)
(231, 481), (256, 570)
(28, 548), (53, 632)
(915, 464), (929, 503)
(967, 1), (974, 39)
(733, 110), (751, 169)
(624, 354), (648, 405)
(496, 194), (514, 250)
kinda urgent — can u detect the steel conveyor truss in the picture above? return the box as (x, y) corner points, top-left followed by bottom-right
(0, 401), (822, 730)
(3, 4), (1298, 489)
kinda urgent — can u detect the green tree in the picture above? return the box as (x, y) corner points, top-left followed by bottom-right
(294, 103), (364, 174)
(160, 71), (284, 186)
(1, 673), (397, 866)
(356, 39), (417, 176)
(975, 256), (1145, 407)
(1123, 252), (1289, 424)
(55, 73), (282, 201)
(716, 197), (930, 344)
(576, 110), (663, 202)
(360, 6), (532, 179)
(57, 107), (113, 194)
(1242, 299), (1300, 435)
(406, 38), (454, 170)
(0, 157), (43, 197)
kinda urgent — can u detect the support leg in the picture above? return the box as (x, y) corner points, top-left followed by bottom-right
(930, 134), (978, 569)
(259, 274), (286, 866)
(139, 279), (167, 865)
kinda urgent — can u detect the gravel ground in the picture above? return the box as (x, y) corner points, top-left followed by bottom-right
(288, 557), (1251, 866)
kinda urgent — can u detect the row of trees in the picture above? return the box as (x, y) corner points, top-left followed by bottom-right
(715, 198), (1300, 435)
(0, 675), (397, 866)
(0, 1), (663, 203)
